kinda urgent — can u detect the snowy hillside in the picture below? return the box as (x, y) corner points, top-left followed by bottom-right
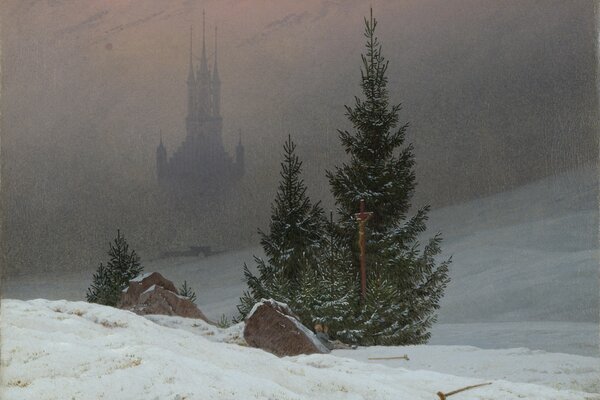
(425, 164), (599, 356)
(2, 299), (598, 400)
(427, 163), (598, 323)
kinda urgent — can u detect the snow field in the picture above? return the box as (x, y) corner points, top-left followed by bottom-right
(2, 299), (598, 400)
(426, 164), (598, 324)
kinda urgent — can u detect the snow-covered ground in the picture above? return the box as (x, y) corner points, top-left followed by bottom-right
(429, 321), (599, 357)
(2, 299), (599, 399)
(427, 164), (598, 324)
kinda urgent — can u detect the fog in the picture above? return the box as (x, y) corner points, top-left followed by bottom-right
(1, 0), (597, 276)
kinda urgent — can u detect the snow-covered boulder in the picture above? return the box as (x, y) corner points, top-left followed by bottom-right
(243, 298), (330, 357)
(118, 272), (209, 322)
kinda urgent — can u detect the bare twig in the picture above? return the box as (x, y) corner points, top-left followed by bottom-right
(437, 382), (492, 399)
(367, 355), (409, 361)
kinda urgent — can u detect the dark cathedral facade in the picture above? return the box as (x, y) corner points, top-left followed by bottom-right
(156, 18), (244, 191)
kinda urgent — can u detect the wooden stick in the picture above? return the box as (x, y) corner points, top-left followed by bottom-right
(437, 382), (492, 399)
(367, 355), (409, 361)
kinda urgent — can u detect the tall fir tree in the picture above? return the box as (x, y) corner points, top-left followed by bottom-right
(86, 229), (143, 307)
(297, 212), (360, 341)
(327, 9), (450, 345)
(237, 135), (324, 319)
(260, 136), (324, 284)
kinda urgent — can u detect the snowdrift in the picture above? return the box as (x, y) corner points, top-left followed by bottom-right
(2, 299), (598, 399)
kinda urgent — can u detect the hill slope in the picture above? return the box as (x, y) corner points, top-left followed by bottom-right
(426, 163), (598, 323)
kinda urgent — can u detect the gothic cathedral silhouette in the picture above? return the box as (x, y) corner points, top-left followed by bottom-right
(156, 12), (244, 193)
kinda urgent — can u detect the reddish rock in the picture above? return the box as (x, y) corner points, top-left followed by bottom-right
(243, 299), (330, 357)
(118, 272), (177, 307)
(118, 272), (209, 322)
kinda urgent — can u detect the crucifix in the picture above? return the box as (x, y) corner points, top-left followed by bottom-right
(355, 199), (373, 301)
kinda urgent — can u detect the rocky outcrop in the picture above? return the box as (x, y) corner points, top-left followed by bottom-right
(243, 299), (330, 357)
(118, 272), (209, 322)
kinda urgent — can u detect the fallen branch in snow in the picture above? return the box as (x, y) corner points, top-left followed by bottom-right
(367, 355), (409, 361)
(436, 382), (492, 399)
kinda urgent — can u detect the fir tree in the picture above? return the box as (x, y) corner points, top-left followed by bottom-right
(261, 135), (324, 284)
(85, 263), (113, 305)
(298, 212), (359, 341)
(86, 229), (143, 307)
(179, 280), (197, 303)
(327, 9), (450, 345)
(237, 136), (324, 319)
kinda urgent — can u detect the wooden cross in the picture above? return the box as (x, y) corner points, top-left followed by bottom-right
(355, 199), (373, 300)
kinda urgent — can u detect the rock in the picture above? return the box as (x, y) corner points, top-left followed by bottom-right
(243, 299), (330, 357)
(118, 272), (177, 307)
(117, 272), (209, 322)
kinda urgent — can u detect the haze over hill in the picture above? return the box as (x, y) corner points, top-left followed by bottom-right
(1, 0), (597, 275)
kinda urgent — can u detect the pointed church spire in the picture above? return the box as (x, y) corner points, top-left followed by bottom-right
(212, 25), (221, 116)
(200, 9), (208, 76)
(196, 9), (211, 118)
(186, 26), (197, 133)
(213, 26), (220, 83)
(187, 26), (195, 83)
(157, 130), (168, 180)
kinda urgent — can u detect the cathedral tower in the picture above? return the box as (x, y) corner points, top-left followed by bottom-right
(156, 12), (243, 192)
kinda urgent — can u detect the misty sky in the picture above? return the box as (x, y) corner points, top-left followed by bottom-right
(1, 0), (597, 275)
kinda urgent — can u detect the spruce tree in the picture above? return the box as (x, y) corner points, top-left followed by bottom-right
(327, 9), (450, 345)
(86, 229), (143, 307)
(298, 212), (359, 341)
(237, 136), (324, 319)
(85, 263), (113, 305)
(179, 280), (197, 303)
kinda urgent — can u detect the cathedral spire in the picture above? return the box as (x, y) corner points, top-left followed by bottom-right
(213, 26), (220, 82)
(196, 9), (211, 118)
(186, 26), (196, 131)
(187, 26), (195, 84)
(212, 25), (221, 116)
(200, 9), (209, 76)
(188, 27), (194, 75)
(156, 130), (168, 181)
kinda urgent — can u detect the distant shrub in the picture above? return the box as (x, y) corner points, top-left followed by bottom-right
(178, 280), (197, 303)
